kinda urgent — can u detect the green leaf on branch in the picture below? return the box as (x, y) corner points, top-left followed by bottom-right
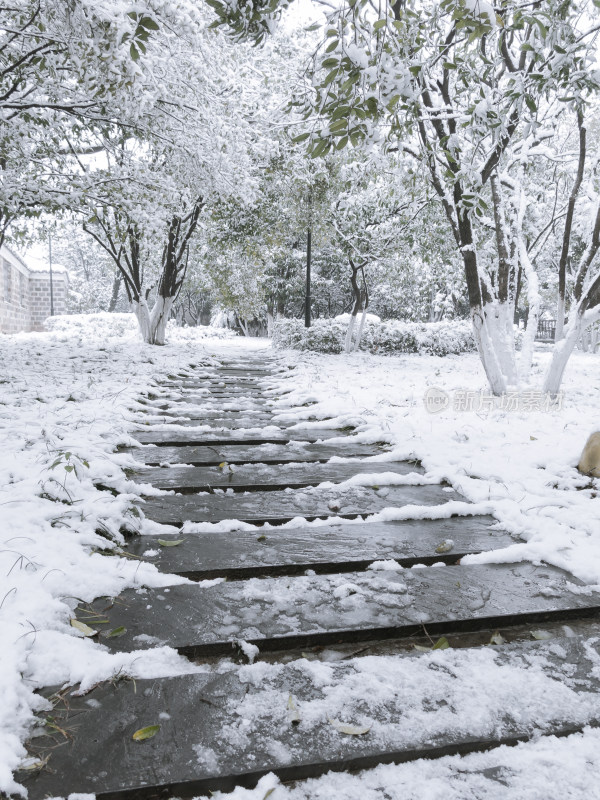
(525, 95), (537, 112)
(323, 67), (339, 87)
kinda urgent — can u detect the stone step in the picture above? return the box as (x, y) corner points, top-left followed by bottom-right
(20, 636), (600, 800)
(132, 428), (348, 447)
(124, 515), (507, 579)
(126, 442), (385, 467)
(85, 563), (600, 658)
(140, 484), (451, 525)
(130, 460), (418, 492)
(133, 414), (320, 430)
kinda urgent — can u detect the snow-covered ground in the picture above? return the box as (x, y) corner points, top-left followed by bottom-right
(267, 344), (600, 585)
(1, 314), (599, 798)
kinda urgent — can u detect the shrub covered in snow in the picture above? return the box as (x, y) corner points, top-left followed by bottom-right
(272, 317), (477, 356)
(43, 313), (237, 341)
(44, 312), (139, 338)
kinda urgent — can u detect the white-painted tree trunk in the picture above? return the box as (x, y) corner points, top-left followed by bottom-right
(485, 301), (518, 386)
(353, 307), (368, 352)
(239, 318), (250, 337)
(266, 311), (274, 338)
(555, 293), (565, 341)
(517, 194), (541, 384)
(544, 303), (600, 395)
(471, 308), (508, 396)
(132, 296), (173, 345)
(149, 296), (173, 346)
(133, 299), (152, 342)
(542, 315), (582, 396)
(344, 314), (357, 353)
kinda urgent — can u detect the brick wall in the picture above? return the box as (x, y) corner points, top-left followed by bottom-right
(0, 248), (69, 334)
(0, 253), (31, 334)
(29, 273), (69, 331)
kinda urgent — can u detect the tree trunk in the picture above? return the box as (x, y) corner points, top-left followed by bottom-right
(108, 272), (122, 312)
(344, 314), (357, 353)
(485, 301), (518, 386)
(149, 296), (173, 345)
(133, 296), (173, 345)
(345, 258), (364, 354)
(555, 292), (565, 341)
(353, 306), (368, 352)
(133, 299), (152, 342)
(543, 314), (583, 397)
(471, 306), (508, 396)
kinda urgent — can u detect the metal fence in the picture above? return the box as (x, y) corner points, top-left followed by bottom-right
(535, 319), (556, 342)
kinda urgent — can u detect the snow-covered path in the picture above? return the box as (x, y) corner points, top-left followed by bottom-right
(2, 315), (600, 798)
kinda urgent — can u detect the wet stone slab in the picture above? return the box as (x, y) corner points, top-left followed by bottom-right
(133, 415), (332, 431)
(19, 636), (600, 800)
(126, 441), (386, 466)
(130, 460), (421, 492)
(139, 484), (452, 525)
(135, 402), (274, 417)
(132, 428), (347, 446)
(138, 397), (273, 412)
(125, 515), (508, 579)
(84, 563), (600, 657)
(156, 384), (269, 395)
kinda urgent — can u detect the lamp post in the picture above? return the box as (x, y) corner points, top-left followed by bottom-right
(48, 234), (54, 316)
(304, 226), (311, 328)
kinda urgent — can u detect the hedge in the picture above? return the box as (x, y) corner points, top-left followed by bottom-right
(272, 317), (478, 356)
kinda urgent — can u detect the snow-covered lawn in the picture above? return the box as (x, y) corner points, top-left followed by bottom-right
(1, 314), (599, 798)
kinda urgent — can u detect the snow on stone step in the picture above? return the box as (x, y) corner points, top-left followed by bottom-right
(140, 484), (451, 525)
(131, 460), (419, 492)
(84, 563), (600, 658)
(133, 414), (317, 430)
(139, 396), (273, 411)
(157, 383), (268, 394)
(135, 402), (273, 418)
(133, 427), (347, 446)
(19, 636), (600, 800)
(124, 515), (507, 579)
(126, 441), (384, 466)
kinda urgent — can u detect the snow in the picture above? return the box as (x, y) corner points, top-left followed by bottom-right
(267, 346), (600, 586)
(0, 316), (256, 796)
(207, 728), (600, 799)
(2, 316), (600, 797)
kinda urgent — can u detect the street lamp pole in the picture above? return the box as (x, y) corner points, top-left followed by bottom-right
(48, 234), (54, 316)
(305, 226), (311, 328)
